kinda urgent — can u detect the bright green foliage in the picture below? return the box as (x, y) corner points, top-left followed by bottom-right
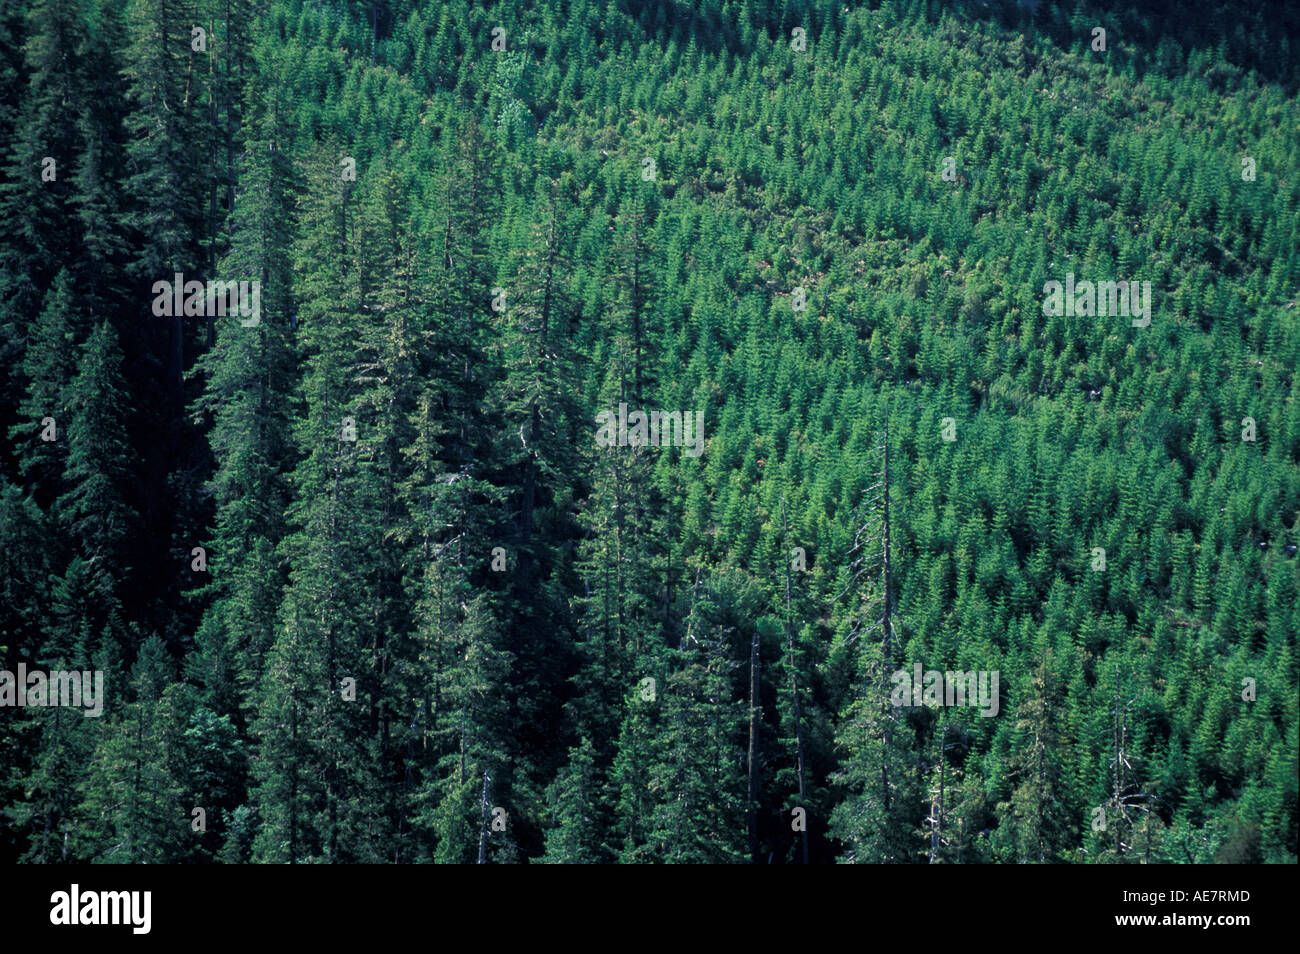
(1, 0), (1297, 864)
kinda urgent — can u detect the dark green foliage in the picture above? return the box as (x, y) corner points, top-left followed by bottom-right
(1, 0), (1297, 864)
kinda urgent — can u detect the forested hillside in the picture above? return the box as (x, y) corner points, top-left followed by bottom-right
(1, 0), (1297, 864)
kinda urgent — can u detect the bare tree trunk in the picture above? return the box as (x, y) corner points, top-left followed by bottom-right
(783, 497), (809, 864)
(930, 725), (946, 864)
(289, 694), (297, 863)
(747, 624), (761, 863)
(879, 419), (893, 830)
(1113, 681), (1121, 857)
(881, 419), (893, 660)
(477, 769), (492, 864)
(938, 737), (945, 860)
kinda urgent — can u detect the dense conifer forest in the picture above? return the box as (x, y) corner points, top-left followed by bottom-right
(1, 0), (1297, 864)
